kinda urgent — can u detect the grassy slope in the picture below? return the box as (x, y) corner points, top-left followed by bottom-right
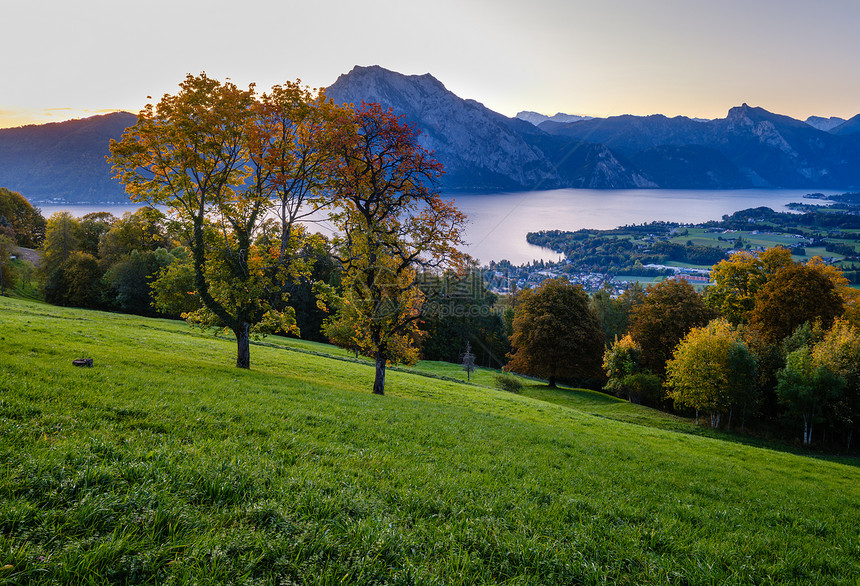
(1, 297), (859, 585)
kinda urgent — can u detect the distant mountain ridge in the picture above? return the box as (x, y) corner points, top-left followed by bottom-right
(0, 112), (136, 203)
(516, 111), (594, 125)
(1, 66), (859, 202)
(326, 66), (652, 190)
(534, 103), (860, 188)
(328, 67), (860, 190)
(805, 115), (846, 132)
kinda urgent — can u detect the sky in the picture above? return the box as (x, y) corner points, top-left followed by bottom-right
(2, 0), (859, 129)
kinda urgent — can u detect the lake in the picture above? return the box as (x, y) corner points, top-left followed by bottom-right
(39, 188), (841, 265)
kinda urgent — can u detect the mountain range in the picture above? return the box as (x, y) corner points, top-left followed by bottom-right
(2, 65), (859, 203)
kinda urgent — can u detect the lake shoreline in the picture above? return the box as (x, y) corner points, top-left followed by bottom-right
(37, 188), (846, 264)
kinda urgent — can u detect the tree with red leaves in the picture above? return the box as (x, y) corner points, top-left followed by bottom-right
(324, 103), (466, 395)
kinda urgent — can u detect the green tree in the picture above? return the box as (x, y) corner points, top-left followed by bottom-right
(78, 212), (117, 257)
(98, 207), (170, 267)
(629, 278), (713, 377)
(324, 102), (466, 394)
(665, 319), (757, 429)
(0, 235), (17, 296)
(777, 346), (844, 446)
(40, 211), (81, 279)
(506, 278), (604, 387)
(150, 247), (203, 318)
(590, 283), (644, 345)
(419, 268), (509, 369)
(103, 248), (174, 315)
(279, 233), (340, 342)
(0, 187), (47, 248)
(812, 319), (860, 449)
(44, 251), (105, 308)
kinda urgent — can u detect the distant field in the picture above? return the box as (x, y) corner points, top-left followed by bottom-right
(1, 297), (859, 584)
(611, 276), (665, 285)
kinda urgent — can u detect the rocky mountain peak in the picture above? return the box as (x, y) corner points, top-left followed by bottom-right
(516, 111), (593, 126)
(805, 115), (847, 132)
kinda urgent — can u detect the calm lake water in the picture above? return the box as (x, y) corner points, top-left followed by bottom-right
(40, 188), (841, 265)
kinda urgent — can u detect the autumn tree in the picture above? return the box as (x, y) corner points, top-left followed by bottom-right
(748, 262), (844, 345)
(704, 247), (793, 326)
(506, 278), (604, 387)
(110, 73), (267, 368)
(324, 102), (466, 394)
(602, 334), (661, 404)
(665, 319), (757, 429)
(250, 82), (339, 258)
(110, 74), (330, 368)
(629, 278), (713, 377)
(806, 256), (860, 330)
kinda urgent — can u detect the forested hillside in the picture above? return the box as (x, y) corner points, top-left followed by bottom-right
(0, 112), (135, 203)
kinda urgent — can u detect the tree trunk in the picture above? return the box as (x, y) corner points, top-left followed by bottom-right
(548, 375), (557, 388)
(236, 322), (251, 369)
(373, 352), (386, 395)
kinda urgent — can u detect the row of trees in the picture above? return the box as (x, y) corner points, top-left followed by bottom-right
(504, 247), (859, 449)
(106, 73), (466, 394)
(11, 198), (510, 394)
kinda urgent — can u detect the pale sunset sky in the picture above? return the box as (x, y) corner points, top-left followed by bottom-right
(2, 0), (859, 128)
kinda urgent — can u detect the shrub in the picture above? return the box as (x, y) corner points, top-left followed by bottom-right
(494, 373), (524, 394)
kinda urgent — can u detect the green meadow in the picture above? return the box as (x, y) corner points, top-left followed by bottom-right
(1, 296), (859, 584)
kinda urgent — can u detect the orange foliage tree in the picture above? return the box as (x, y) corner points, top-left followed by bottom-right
(628, 278), (713, 377)
(748, 261), (844, 345)
(323, 102), (466, 394)
(109, 74), (333, 368)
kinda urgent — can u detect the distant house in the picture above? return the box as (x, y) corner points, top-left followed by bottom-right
(673, 274), (709, 283)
